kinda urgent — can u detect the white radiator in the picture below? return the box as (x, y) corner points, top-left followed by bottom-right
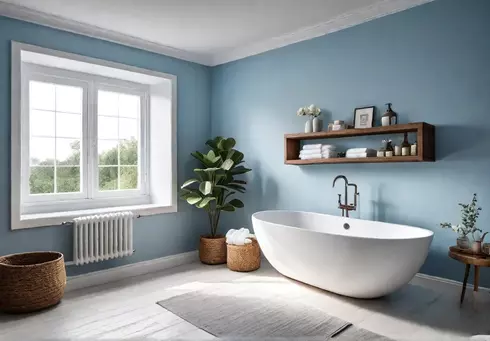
(73, 212), (134, 266)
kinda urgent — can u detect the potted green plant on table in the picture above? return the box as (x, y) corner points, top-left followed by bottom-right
(441, 193), (483, 250)
(180, 137), (251, 264)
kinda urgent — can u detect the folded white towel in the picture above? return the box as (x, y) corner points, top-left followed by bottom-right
(302, 144), (322, 150)
(226, 228), (254, 245)
(346, 152), (375, 158)
(321, 145), (336, 150)
(300, 149), (322, 155)
(300, 154), (322, 160)
(346, 148), (373, 154)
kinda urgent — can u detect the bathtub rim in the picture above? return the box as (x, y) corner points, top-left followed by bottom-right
(252, 210), (434, 242)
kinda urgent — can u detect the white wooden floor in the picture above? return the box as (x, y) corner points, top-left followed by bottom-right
(1, 261), (489, 341)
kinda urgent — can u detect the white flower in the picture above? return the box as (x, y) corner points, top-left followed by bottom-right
(307, 104), (321, 117)
(296, 107), (306, 116)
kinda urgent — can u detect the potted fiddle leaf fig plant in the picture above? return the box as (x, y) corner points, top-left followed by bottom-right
(180, 136), (251, 264)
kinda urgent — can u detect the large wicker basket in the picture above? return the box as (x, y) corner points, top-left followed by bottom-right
(227, 239), (261, 272)
(0, 251), (66, 313)
(199, 235), (227, 265)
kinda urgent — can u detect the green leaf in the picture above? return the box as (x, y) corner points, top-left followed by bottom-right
(191, 151), (215, 167)
(221, 159), (234, 171)
(231, 166), (252, 175)
(186, 196), (202, 205)
(229, 150), (244, 164)
(199, 181), (212, 195)
(204, 150), (221, 164)
(197, 196), (215, 208)
(181, 179), (199, 189)
(204, 167), (221, 173)
(223, 138), (236, 150)
(229, 199), (244, 208)
(226, 184), (246, 193)
(206, 136), (223, 150)
(218, 138), (236, 151)
(231, 180), (247, 185)
(219, 204), (236, 212)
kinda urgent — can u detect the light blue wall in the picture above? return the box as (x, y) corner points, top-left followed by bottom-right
(211, 0), (490, 286)
(0, 16), (211, 276)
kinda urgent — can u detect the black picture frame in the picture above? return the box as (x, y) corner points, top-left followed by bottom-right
(353, 106), (375, 129)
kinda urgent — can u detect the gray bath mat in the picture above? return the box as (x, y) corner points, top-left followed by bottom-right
(157, 292), (393, 340)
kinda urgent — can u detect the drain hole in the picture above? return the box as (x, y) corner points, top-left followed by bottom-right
(343, 223), (350, 230)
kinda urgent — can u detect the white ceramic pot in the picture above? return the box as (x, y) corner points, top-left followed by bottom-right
(312, 117), (322, 132)
(305, 118), (313, 133)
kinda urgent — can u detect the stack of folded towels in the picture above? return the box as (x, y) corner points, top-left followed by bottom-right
(226, 228), (255, 245)
(346, 148), (377, 158)
(299, 144), (337, 160)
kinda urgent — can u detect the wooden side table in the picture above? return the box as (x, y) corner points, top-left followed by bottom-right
(448, 248), (490, 304)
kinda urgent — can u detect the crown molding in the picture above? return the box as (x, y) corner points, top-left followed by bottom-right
(211, 0), (434, 66)
(0, 1), (214, 66)
(0, 0), (434, 67)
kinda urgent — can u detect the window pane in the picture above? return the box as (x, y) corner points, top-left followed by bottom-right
(56, 84), (82, 113)
(56, 138), (80, 166)
(99, 167), (118, 191)
(119, 118), (138, 140)
(30, 137), (55, 166)
(98, 90), (118, 117)
(30, 81), (55, 111)
(30, 110), (55, 137)
(119, 94), (140, 118)
(98, 116), (119, 139)
(119, 139), (138, 165)
(56, 112), (81, 138)
(120, 166), (138, 190)
(29, 166), (54, 194)
(98, 140), (119, 166)
(57, 166), (80, 193)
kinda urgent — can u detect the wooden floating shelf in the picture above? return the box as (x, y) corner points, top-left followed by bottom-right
(285, 122), (435, 165)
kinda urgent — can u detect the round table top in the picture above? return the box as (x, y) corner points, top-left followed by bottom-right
(448, 249), (490, 266)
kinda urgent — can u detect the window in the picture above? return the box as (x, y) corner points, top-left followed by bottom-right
(22, 65), (149, 214)
(12, 42), (177, 229)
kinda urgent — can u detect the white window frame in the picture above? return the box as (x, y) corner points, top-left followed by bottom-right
(11, 42), (178, 230)
(21, 63), (151, 215)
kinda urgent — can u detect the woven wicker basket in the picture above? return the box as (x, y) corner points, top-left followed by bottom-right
(199, 236), (227, 265)
(227, 239), (261, 272)
(0, 251), (66, 313)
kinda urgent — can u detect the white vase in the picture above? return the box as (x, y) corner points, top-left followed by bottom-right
(312, 117), (322, 132)
(305, 118), (313, 133)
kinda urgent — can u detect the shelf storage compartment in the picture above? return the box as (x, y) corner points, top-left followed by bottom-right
(284, 122), (435, 165)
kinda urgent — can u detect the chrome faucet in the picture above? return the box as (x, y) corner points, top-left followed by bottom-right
(332, 175), (359, 217)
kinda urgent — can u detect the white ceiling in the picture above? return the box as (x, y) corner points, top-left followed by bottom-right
(0, 0), (433, 66)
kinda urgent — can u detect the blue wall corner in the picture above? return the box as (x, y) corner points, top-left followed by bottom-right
(211, 0), (490, 286)
(0, 16), (212, 276)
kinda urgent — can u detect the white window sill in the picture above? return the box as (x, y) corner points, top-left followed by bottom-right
(14, 204), (177, 230)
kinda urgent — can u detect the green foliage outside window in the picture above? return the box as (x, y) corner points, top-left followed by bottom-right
(29, 138), (138, 194)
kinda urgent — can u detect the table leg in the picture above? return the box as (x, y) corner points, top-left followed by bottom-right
(460, 264), (470, 305)
(474, 266), (480, 292)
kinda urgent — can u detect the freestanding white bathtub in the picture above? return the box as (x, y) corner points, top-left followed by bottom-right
(252, 211), (433, 298)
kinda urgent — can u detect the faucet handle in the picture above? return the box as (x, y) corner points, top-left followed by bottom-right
(337, 194), (342, 204)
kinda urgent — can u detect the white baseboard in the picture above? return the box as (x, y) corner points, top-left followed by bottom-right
(66, 250), (198, 292)
(415, 273), (490, 292)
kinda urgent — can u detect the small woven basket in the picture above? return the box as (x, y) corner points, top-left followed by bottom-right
(0, 251), (66, 313)
(227, 239), (261, 272)
(199, 236), (227, 265)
